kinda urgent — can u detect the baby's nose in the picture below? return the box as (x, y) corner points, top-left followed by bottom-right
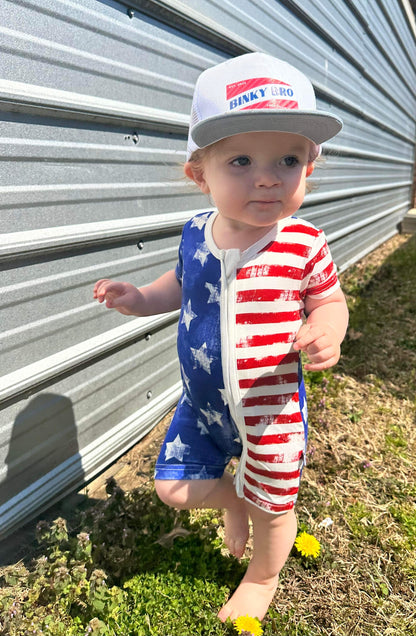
(255, 166), (281, 187)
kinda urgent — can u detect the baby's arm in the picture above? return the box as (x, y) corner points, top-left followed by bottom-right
(93, 269), (182, 317)
(293, 288), (349, 371)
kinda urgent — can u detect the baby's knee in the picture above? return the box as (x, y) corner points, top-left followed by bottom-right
(155, 479), (191, 509)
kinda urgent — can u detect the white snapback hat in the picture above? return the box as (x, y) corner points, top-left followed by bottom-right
(187, 52), (343, 161)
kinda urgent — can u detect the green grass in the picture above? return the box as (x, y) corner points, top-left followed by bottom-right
(1, 233), (416, 636)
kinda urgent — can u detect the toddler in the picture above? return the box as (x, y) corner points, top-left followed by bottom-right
(94, 52), (349, 623)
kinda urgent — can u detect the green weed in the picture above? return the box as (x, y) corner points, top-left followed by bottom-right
(389, 503), (416, 549)
(0, 517), (124, 636)
(119, 573), (230, 636)
(345, 502), (381, 544)
(385, 424), (408, 456)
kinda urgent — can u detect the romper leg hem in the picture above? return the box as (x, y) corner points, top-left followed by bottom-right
(154, 463), (226, 481)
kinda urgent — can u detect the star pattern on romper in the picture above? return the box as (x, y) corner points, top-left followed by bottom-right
(200, 402), (224, 427)
(191, 342), (214, 374)
(193, 243), (210, 266)
(191, 213), (210, 230)
(302, 400), (308, 423)
(164, 434), (191, 462)
(180, 365), (191, 394)
(205, 281), (220, 304)
(179, 392), (191, 407)
(191, 466), (210, 479)
(181, 299), (197, 331)
(219, 388), (228, 405)
(197, 419), (209, 435)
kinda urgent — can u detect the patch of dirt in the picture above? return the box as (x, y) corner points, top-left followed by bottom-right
(83, 410), (173, 500)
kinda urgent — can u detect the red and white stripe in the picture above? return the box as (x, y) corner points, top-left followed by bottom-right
(240, 99), (298, 111)
(231, 218), (339, 513)
(226, 77), (291, 100)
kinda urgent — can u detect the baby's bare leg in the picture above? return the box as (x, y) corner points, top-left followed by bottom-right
(218, 506), (297, 622)
(155, 473), (249, 558)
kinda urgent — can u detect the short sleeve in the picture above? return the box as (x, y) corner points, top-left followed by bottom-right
(302, 230), (340, 299)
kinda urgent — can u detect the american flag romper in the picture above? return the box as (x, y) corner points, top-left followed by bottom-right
(155, 210), (340, 514)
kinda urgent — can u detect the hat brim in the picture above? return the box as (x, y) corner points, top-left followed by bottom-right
(191, 110), (343, 148)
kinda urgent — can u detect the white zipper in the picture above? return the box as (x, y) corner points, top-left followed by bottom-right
(219, 249), (247, 498)
(204, 214), (282, 499)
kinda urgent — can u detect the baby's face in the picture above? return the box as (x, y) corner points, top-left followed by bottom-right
(195, 131), (313, 234)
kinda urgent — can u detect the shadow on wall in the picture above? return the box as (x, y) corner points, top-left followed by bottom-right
(0, 393), (84, 543)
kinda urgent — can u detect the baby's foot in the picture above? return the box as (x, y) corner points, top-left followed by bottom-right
(223, 504), (250, 559)
(218, 575), (278, 623)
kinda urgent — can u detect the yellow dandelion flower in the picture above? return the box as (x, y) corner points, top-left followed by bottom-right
(233, 614), (263, 635)
(294, 531), (321, 558)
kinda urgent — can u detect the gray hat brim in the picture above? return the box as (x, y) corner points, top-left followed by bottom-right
(191, 110), (343, 148)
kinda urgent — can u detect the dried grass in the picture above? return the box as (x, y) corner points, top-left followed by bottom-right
(268, 233), (416, 635)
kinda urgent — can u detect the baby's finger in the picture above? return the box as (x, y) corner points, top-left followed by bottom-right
(293, 324), (320, 350)
(93, 279), (110, 299)
(95, 281), (115, 303)
(304, 341), (341, 371)
(303, 353), (339, 371)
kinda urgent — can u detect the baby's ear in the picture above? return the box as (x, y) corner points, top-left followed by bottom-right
(306, 162), (314, 177)
(184, 161), (210, 194)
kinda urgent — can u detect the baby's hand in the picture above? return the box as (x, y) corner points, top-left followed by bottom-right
(93, 279), (142, 316)
(293, 323), (341, 371)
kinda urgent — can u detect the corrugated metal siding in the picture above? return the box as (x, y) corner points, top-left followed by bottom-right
(1, 0), (415, 539)
(166, 0), (416, 268)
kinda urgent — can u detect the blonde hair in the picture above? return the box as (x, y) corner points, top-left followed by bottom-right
(186, 146), (214, 171)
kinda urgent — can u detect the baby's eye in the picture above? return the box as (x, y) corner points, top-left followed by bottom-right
(231, 156), (251, 167)
(281, 155), (299, 167)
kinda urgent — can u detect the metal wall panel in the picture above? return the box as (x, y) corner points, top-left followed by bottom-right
(1, 0), (415, 539)
(0, 0), (223, 539)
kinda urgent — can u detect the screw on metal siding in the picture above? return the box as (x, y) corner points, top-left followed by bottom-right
(146, 390), (153, 400)
(145, 333), (151, 341)
(127, 8), (134, 18)
(137, 240), (144, 250)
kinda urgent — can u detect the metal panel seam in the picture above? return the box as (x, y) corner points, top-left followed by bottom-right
(379, 0), (416, 69)
(0, 79), (190, 131)
(337, 229), (398, 273)
(0, 209), (212, 262)
(279, 0), (416, 115)
(304, 180), (412, 206)
(400, 0), (416, 41)
(0, 312), (180, 407)
(346, 0), (416, 88)
(127, 0), (251, 55)
(326, 201), (405, 243)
